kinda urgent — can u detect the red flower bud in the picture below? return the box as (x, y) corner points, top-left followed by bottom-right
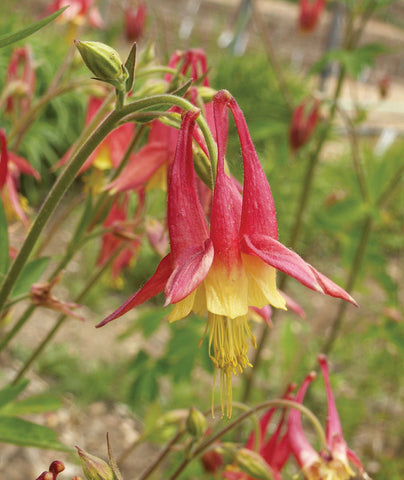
(299, 0), (326, 33)
(289, 99), (319, 152)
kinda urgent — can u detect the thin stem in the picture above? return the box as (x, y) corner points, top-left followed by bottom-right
(0, 305), (35, 354)
(137, 431), (185, 480)
(320, 216), (373, 356)
(168, 399), (326, 480)
(12, 251), (117, 384)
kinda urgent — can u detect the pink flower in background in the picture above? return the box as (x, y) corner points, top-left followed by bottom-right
(289, 99), (319, 152)
(0, 130), (40, 227)
(97, 193), (142, 280)
(224, 385), (296, 480)
(5, 46), (36, 115)
(124, 2), (147, 43)
(45, 0), (104, 29)
(57, 96), (135, 175)
(288, 355), (369, 480)
(107, 48), (212, 195)
(299, 0), (326, 33)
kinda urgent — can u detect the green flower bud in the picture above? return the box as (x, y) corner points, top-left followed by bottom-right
(76, 446), (114, 480)
(74, 40), (126, 89)
(186, 406), (207, 437)
(235, 448), (274, 480)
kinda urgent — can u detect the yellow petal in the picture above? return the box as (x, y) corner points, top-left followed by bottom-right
(242, 253), (286, 310)
(168, 289), (196, 322)
(204, 260), (249, 319)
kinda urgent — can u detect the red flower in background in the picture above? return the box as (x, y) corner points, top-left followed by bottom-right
(45, 0), (104, 29)
(299, 0), (326, 33)
(124, 2), (147, 43)
(107, 48), (212, 195)
(289, 99), (319, 152)
(224, 385), (296, 480)
(97, 193), (142, 281)
(57, 96), (135, 176)
(5, 46), (36, 116)
(288, 355), (369, 480)
(0, 130), (40, 227)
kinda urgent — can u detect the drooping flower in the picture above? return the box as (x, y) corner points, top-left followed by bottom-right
(289, 99), (319, 152)
(124, 2), (147, 43)
(4, 46), (36, 116)
(0, 129), (40, 227)
(288, 355), (370, 480)
(56, 95), (135, 187)
(224, 385), (296, 480)
(98, 92), (356, 417)
(299, 0), (326, 33)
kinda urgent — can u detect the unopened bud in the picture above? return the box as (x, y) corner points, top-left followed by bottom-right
(186, 406), (207, 437)
(76, 446), (114, 480)
(35, 473), (53, 480)
(74, 40), (126, 89)
(198, 86), (216, 103)
(235, 448), (274, 480)
(49, 460), (65, 477)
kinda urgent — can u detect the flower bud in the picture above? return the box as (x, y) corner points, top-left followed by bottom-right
(235, 448), (274, 480)
(35, 473), (53, 480)
(49, 460), (65, 477)
(76, 446), (114, 480)
(186, 406), (206, 437)
(74, 40), (126, 90)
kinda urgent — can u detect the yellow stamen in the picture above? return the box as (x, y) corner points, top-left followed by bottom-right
(207, 313), (256, 418)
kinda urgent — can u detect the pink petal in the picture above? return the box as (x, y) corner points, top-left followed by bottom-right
(214, 91), (278, 240)
(317, 354), (345, 449)
(287, 371), (318, 468)
(0, 130), (8, 188)
(167, 109), (210, 259)
(241, 233), (323, 293)
(165, 238), (214, 304)
(9, 152), (40, 181)
(107, 144), (171, 193)
(96, 254), (172, 327)
(309, 266), (358, 306)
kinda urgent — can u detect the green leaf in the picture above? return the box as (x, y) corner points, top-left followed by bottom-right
(0, 415), (69, 450)
(0, 393), (62, 416)
(0, 7), (68, 49)
(311, 44), (390, 78)
(11, 257), (50, 298)
(124, 42), (137, 93)
(0, 380), (29, 409)
(0, 197), (9, 276)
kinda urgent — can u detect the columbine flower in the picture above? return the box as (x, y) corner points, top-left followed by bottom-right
(124, 2), (147, 43)
(289, 99), (319, 152)
(288, 355), (370, 480)
(107, 48), (212, 195)
(45, 0), (104, 43)
(98, 92), (356, 417)
(298, 0), (326, 33)
(0, 129), (40, 227)
(56, 95), (135, 186)
(5, 46), (36, 116)
(224, 386), (295, 480)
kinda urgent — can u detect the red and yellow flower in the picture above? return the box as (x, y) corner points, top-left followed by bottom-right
(98, 91), (356, 417)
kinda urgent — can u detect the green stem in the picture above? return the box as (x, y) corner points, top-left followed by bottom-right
(0, 305), (35, 354)
(12, 251), (116, 384)
(168, 399), (326, 480)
